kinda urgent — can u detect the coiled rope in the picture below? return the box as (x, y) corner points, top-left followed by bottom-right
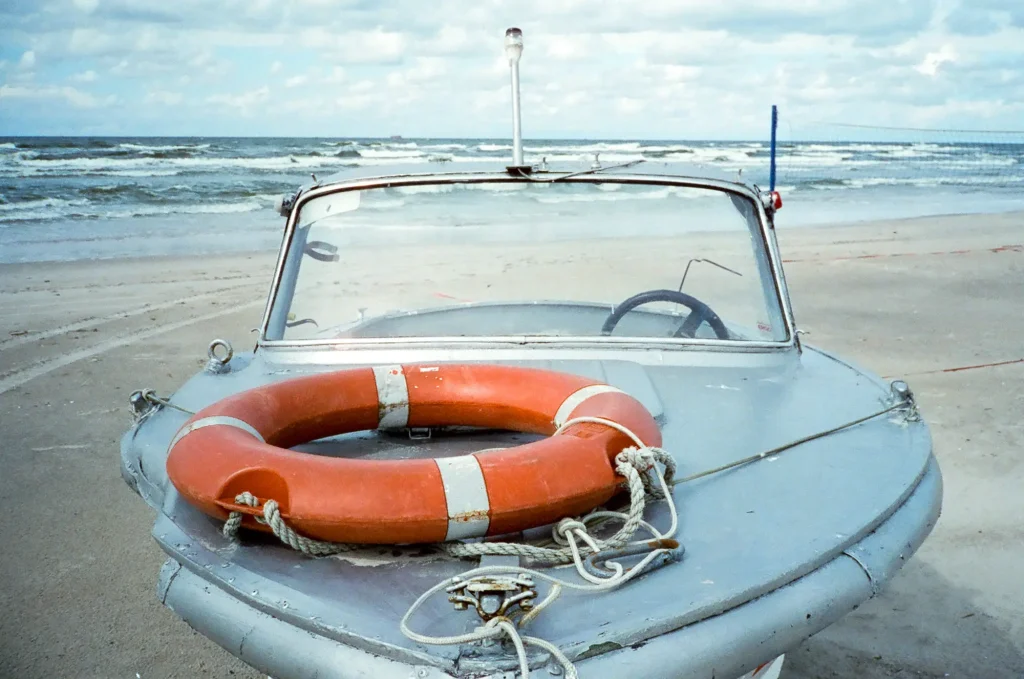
(400, 417), (681, 679)
(219, 415), (679, 678)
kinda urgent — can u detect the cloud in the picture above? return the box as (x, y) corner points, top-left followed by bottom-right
(915, 44), (958, 76)
(1, 0), (1023, 136)
(206, 86), (270, 116)
(0, 83), (116, 109)
(68, 27), (118, 55)
(144, 90), (183, 106)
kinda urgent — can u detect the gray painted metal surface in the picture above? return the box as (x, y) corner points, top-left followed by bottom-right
(119, 166), (942, 678)
(145, 456), (940, 679)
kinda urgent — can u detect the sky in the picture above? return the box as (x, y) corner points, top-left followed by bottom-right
(0, 0), (1022, 139)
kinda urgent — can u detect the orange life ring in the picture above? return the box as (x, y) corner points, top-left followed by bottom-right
(166, 364), (661, 545)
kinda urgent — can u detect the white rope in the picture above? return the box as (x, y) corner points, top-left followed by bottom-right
(222, 492), (358, 556)
(403, 416), (680, 677)
(221, 416), (679, 678)
(443, 416), (678, 570)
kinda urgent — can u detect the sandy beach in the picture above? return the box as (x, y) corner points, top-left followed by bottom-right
(1, 211), (1022, 678)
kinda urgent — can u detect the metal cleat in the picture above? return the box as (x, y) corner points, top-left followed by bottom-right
(446, 574), (537, 622)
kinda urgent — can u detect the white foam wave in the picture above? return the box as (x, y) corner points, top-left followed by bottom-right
(0, 195), (267, 224)
(119, 142), (212, 152)
(0, 142), (17, 151)
(850, 175), (1024, 189)
(0, 198), (92, 223)
(104, 170), (183, 177)
(111, 199), (264, 218)
(9, 154), (362, 175)
(357, 148), (425, 159)
(674, 148), (760, 165)
(0, 197), (90, 214)
(419, 143), (468, 151)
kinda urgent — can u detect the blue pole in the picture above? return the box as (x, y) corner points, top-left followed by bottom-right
(769, 104), (778, 192)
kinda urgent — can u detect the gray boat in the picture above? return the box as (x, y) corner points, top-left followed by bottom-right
(119, 28), (942, 679)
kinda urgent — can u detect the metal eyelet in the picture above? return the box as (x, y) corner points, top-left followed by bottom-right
(205, 339), (233, 374)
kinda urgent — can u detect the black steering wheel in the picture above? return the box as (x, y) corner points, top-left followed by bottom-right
(601, 289), (730, 339)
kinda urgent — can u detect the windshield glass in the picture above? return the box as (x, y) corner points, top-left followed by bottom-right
(266, 178), (787, 344)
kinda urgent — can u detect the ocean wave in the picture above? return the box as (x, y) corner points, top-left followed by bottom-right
(0, 194), (271, 224)
(5, 154), (364, 176)
(0, 197), (90, 213)
(119, 142), (212, 152)
(795, 174), (1024, 191)
(357, 148), (425, 159)
(110, 199), (266, 218)
(371, 141), (419, 149)
(418, 143), (468, 151)
(5, 139), (1018, 178)
(3, 137), (1023, 233)
(0, 197), (93, 223)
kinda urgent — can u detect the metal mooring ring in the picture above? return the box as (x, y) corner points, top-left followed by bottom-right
(206, 339), (233, 373)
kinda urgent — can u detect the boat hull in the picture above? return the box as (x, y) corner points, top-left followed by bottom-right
(153, 456), (941, 678)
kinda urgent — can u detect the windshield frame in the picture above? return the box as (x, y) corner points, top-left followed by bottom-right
(257, 171), (798, 353)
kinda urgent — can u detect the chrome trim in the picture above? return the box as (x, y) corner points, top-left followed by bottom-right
(260, 344), (799, 370)
(257, 172), (797, 354)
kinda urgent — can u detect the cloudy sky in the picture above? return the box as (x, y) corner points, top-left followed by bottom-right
(1, 0), (1022, 139)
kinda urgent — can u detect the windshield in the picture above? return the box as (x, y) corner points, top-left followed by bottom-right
(265, 178), (787, 344)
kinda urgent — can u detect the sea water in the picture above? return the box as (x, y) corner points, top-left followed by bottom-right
(1, 137), (1022, 263)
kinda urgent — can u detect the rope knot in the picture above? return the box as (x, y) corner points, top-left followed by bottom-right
(222, 492), (264, 539)
(551, 518), (587, 546)
(615, 446), (655, 471)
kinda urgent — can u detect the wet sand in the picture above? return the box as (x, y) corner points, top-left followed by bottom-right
(1, 211), (1022, 678)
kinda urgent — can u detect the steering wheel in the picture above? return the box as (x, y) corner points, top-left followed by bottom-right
(601, 289), (730, 339)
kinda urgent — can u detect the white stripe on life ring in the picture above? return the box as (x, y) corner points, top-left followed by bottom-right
(373, 365), (409, 430)
(434, 455), (491, 540)
(168, 416), (265, 453)
(553, 384), (626, 429)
